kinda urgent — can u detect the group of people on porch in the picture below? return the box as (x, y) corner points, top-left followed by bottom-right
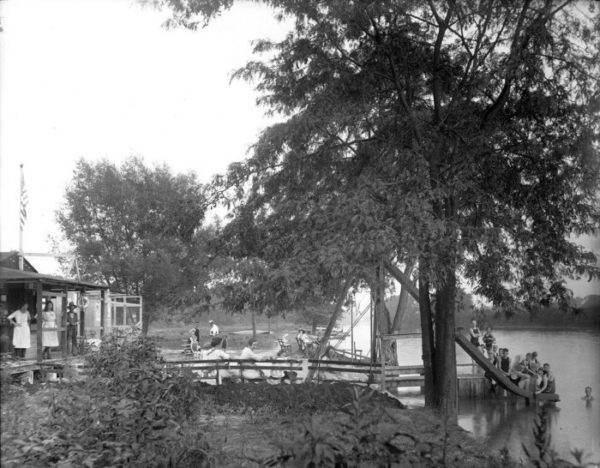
(0, 300), (80, 360)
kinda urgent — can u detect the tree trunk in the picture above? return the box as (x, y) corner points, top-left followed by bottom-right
(376, 260), (398, 365)
(251, 310), (256, 340)
(391, 260), (415, 332)
(141, 310), (152, 336)
(433, 273), (458, 422)
(305, 275), (353, 381)
(418, 261), (435, 407)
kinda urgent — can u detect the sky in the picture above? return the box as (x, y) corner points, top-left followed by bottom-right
(0, 0), (289, 268)
(0, 0), (598, 298)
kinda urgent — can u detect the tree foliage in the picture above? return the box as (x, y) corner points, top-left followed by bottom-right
(57, 157), (210, 332)
(164, 0), (600, 417)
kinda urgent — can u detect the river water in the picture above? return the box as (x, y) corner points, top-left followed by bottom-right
(338, 323), (600, 464)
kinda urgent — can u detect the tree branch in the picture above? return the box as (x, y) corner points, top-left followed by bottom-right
(383, 258), (419, 301)
(305, 274), (354, 381)
(481, 0), (533, 127)
(430, 2), (455, 123)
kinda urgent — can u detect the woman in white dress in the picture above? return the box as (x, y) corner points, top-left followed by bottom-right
(7, 303), (31, 359)
(42, 301), (59, 359)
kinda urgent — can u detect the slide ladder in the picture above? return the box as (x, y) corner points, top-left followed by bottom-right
(454, 331), (559, 402)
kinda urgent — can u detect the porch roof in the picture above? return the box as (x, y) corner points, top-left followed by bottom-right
(0, 266), (108, 292)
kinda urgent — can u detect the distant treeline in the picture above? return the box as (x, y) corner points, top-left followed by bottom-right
(386, 294), (600, 332)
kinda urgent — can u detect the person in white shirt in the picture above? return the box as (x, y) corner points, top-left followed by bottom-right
(240, 338), (264, 380)
(201, 337), (230, 383)
(296, 329), (306, 352)
(202, 337), (229, 360)
(208, 320), (219, 336)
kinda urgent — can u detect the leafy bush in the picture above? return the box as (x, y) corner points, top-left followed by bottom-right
(263, 386), (497, 467)
(1, 336), (213, 467)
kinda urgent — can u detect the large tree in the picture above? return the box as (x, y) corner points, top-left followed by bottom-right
(165, 0), (600, 419)
(57, 157), (210, 333)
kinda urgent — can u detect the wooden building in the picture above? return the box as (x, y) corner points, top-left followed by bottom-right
(0, 265), (109, 360)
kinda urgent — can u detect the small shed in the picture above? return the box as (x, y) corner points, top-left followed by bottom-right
(0, 266), (109, 360)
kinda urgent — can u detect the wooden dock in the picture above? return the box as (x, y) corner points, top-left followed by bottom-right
(0, 354), (501, 400)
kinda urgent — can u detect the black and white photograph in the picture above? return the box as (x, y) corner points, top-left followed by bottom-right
(1, 1), (599, 466)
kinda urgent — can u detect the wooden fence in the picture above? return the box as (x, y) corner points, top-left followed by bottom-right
(165, 358), (303, 384)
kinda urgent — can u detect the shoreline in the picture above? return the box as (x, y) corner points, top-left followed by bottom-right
(490, 324), (600, 332)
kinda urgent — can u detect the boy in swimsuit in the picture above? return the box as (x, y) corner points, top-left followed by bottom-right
(509, 354), (530, 390)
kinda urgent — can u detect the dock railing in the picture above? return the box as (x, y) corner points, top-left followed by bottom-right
(164, 358), (303, 384)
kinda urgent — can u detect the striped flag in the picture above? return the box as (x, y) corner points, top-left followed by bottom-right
(20, 166), (28, 228)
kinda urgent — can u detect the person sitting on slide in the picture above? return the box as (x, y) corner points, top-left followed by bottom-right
(490, 344), (501, 368)
(509, 354), (530, 390)
(499, 348), (511, 376)
(536, 363), (556, 394)
(529, 351), (541, 372)
(482, 326), (496, 359)
(522, 353), (537, 376)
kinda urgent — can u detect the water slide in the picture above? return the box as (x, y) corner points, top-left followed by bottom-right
(455, 332), (559, 402)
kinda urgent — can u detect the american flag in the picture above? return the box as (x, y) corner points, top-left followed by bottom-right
(20, 166), (28, 229)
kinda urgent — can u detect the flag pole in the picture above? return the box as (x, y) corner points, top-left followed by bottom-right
(18, 164), (25, 270)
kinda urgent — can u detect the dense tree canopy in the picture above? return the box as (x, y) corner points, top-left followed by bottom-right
(165, 0), (600, 418)
(57, 157), (210, 332)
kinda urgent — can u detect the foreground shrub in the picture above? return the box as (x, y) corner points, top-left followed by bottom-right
(1, 336), (212, 467)
(262, 386), (494, 467)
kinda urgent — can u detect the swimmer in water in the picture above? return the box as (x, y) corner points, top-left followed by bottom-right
(583, 386), (593, 402)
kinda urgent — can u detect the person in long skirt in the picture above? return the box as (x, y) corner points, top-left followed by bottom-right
(42, 301), (59, 359)
(7, 303), (31, 359)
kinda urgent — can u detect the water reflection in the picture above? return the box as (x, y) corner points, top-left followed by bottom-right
(341, 325), (600, 461)
(459, 399), (563, 462)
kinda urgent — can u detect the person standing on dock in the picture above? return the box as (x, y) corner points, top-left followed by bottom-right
(296, 330), (306, 353)
(469, 320), (482, 350)
(7, 303), (31, 359)
(208, 320), (219, 336)
(42, 301), (59, 359)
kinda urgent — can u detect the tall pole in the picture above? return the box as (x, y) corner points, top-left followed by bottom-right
(370, 293), (376, 364)
(350, 298), (354, 358)
(18, 164), (26, 270)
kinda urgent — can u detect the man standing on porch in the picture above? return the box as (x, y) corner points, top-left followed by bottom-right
(66, 302), (79, 355)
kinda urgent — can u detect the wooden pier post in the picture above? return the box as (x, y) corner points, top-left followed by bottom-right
(457, 375), (488, 398)
(61, 288), (68, 357)
(100, 289), (106, 338)
(35, 281), (43, 361)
